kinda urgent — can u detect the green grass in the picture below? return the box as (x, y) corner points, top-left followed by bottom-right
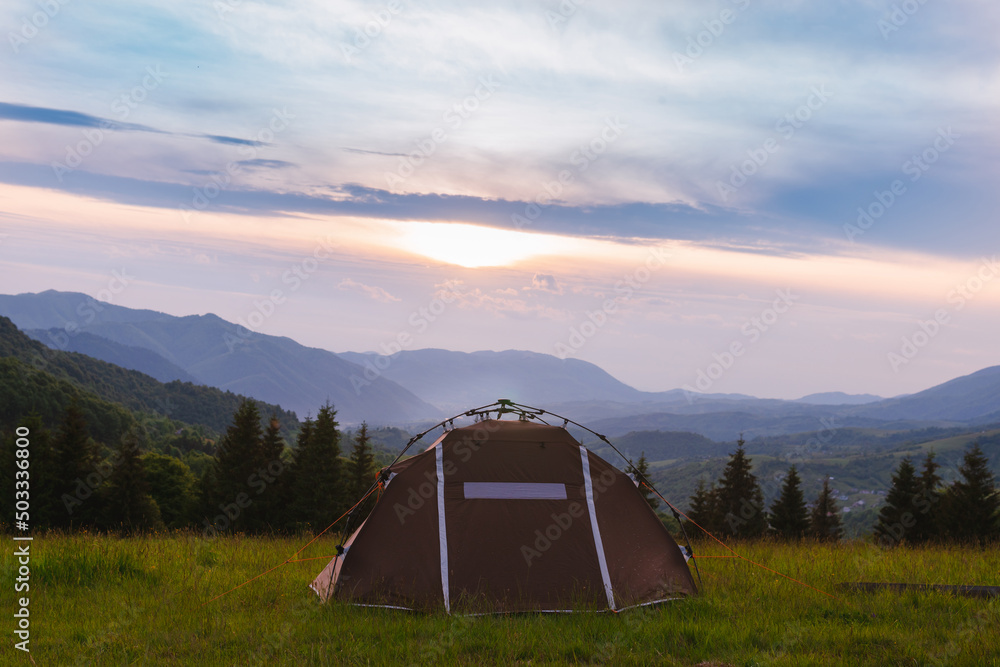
(3, 533), (998, 665)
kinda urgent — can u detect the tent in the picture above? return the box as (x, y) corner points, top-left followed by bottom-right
(311, 411), (697, 612)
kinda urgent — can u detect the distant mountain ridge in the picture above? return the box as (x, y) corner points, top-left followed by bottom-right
(2, 291), (1000, 439)
(795, 391), (884, 406)
(341, 349), (652, 413)
(339, 349), (755, 415)
(0, 291), (437, 424)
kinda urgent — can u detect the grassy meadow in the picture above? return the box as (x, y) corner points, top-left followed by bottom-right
(3, 533), (998, 666)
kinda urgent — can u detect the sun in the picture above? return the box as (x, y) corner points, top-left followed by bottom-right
(392, 221), (571, 268)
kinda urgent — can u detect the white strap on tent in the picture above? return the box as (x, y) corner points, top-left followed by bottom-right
(580, 446), (616, 611)
(435, 443), (451, 613)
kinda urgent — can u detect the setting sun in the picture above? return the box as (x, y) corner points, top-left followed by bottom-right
(391, 221), (577, 268)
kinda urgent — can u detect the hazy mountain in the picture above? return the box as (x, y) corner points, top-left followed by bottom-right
(339, 349), (650, 413)
(794, 391), (884, 406)
(0, 289), (173, 329)
(596, 430), (725, 463)
(0, 291), (438, 424)
(588, 367), (1000, 441)
(339, 348), (755, 415)
(849, 366), (1000, 423)
(4, 290), (1000, 434)
(25, 328), (197, 384)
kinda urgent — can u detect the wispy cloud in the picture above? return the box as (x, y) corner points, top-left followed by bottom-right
(235, 159), (295, 170)
(337, 278), (400, 303)
(341, 147), (409, 157)
(0, 101), (267, 147)
(0, 101), (161, 133)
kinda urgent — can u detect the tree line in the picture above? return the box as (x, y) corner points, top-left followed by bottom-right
(2, 398), (375, 536)
(684, 438), (1000, 544)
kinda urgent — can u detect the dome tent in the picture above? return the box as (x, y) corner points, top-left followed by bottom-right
(311, 403), (697, 613)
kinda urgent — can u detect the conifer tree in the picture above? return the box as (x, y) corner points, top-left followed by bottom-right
(632, 452), (659, 510)
(52, 400), (101, 529)
(279, 417), (313, 531)
(809, 478), (843, 542)
(289, 403), (344, 531)
(255, 415), (287, 532)
(940, 444), (999, 545)
(347, 423), (376, 501)
(686, 478), (720, 536)
(213, 399), (263, 496)
(209, 399), (274, 532)
(873, 458), (920, 546)
(346, 422), (377, 517)
(98, 428), (163, 534)
(715, 437), (767, 538)
(911, 451), (943, 543)
(768, 465), (809, 540)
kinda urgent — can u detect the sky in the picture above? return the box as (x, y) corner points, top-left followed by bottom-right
(1, 0), (998, 400)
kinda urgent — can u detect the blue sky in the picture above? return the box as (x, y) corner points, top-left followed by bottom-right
(1, 0), (998, 399)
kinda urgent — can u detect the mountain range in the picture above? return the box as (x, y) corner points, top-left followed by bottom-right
(0, 290), (436, 424)
(2, 290), (999, 440)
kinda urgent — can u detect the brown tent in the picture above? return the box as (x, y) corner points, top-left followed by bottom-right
(311, 418), (697, 612)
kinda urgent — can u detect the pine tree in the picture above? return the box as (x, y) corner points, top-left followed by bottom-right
(289, 403), (344, 531)
(809, 478), (843, 542)
(768, 466), (809, 540)
(98, 428), (163, 534)
(686, 478), (720, 536)
(255, 416), (287, 532)
(632, 452), (659, 510)
(209, 399), (272, 533)
(873, 458), (920, 546)
(940, 444), (1000, 545)
(715, 437), (767, 538)
(347, 423), (376, 501)
(911, 451), (943, 543)
(52, 400), (101, 529)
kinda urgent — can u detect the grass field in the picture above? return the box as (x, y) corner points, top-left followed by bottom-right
(4, 533), (999, 665)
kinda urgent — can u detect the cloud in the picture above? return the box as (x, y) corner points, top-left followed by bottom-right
(0, 102), (266, 147)
(337, 278), (400, 303)
(200, 134), (267, 147)
(435, 280), (564, 320)
(234, 159), (295, 170)
(530, 273), (562, 294)
(341, 147), (409, 157)
(0, 101), (160, 133)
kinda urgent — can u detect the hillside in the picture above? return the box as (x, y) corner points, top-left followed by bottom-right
(596, 430), (726, 462)
(0, 315), (299, 434)
(25, 328), (197, 383)
(0, 291), (439, 424)
(849, 365), (1000, 422)
(0, 356), (135, 446)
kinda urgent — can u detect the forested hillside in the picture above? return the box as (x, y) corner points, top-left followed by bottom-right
(0, 316), (299, 434)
